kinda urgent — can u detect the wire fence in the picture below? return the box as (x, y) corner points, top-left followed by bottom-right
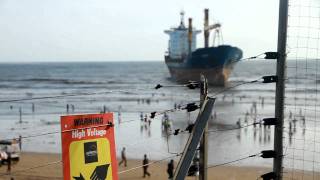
(0, 69), (277, 179)
(283, 0), (320, 179)
(0, 36), (313, 180)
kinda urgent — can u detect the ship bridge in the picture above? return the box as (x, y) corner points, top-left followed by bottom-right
(164, 11), (201, 60)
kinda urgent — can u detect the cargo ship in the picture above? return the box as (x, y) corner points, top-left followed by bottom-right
(164, 9), (243, 86)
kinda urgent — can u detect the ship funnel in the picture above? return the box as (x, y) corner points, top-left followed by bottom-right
(204, 9), (209, 48)
(188, 18), (193, 54)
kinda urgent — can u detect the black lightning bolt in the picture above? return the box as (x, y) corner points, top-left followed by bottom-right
(73, 173), (85, 180)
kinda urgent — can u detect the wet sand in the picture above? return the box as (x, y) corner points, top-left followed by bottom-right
(0, 152), (319, 180)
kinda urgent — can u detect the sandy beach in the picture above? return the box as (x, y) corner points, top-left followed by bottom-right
(0, 152), (318, 180)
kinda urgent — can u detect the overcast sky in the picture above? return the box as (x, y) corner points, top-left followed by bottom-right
(0, 0), (280, 62)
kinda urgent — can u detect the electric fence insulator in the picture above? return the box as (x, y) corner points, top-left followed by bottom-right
(263, 118), (277, 126)
(155, 84), (163, 89)
(263, 76), (278, 83)
(186, 82), (199, 89)
(261, 172), (276, 180)
(185, 124), (194, 133)
(150, 112), (156, 119)
(264, 52), (279, 59)
(261, 150), (276, 158)
(185, 103), (199, 112)
(107, 122), (114, 127)
(174, 129), (180, 135)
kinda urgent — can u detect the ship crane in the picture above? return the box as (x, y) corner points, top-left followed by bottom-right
(204, 23), (221, 31)
(203, 22), (223, 46)
(204, 9), (224, 47)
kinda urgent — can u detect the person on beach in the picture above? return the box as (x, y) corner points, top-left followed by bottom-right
(19, 135), (22, 151)
(32, 103), (35, 113)
(0, 151), (4, 167)
(236, 118), (241, 128)
(148, 118), (151, 126)
(118, 147), (127, 167)
(140, 112), (144, 122)
(118, 106), (122, 124)
(7, 153), (11, 172)
(103, 105), (106, 113)
(167, 159), (174, 179)
(142, 154), (151, 177)
(118, 105), (122, 116)
(144, 114), (148, 123)
(71, 104), (75, 113)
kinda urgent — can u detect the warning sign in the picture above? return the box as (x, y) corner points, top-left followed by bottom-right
(61, 113), (118, 180)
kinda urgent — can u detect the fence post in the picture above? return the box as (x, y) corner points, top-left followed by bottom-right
(173, 98), (215, 180)
(199, 75), (208, 180)
(274, 0), (289, 179)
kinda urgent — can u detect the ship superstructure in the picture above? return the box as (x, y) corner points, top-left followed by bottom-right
(164, 11), (201, 61)
(164, 9), (243, 86)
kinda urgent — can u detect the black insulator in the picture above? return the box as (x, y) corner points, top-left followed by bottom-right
(185, 103), (199, 112)
(263, 118), (277, 126)
(107, 121), (114, 127)
(263, 76), (278, 83)
(174, 129), (180, 135)
(155, 84), (163, 89)
(186, 83), (199, 89)
(264, 52), (279, 59)
(150, 112), (156, 119)
(185, 124), (194, 133)
(261, 150), (276, 158)
(261, 172), (276, 180)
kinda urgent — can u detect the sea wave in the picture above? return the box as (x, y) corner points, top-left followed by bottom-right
(24, 78), (105, 85)
(0, 78), (140, 85)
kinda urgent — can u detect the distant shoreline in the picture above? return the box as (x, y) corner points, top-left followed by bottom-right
(0, 58), (312, 64)
(0, 60), (163, 64)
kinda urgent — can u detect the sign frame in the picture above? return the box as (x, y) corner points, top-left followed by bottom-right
(61, 113), (118, 180)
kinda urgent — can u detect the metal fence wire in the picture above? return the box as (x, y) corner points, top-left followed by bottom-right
(283, 0), (320, 179)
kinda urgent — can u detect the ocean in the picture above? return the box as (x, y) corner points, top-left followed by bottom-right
(0, 60), (317, 169)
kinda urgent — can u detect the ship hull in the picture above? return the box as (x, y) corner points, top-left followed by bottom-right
(167, 65), (234, 86)
(165, 45), (242, 86)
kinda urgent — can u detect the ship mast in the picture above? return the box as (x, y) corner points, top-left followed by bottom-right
(204, 9), (209, 48)
(188, 18), (193, 54)
(203, 9), (222, 47)
(180, 10), (185, 28)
